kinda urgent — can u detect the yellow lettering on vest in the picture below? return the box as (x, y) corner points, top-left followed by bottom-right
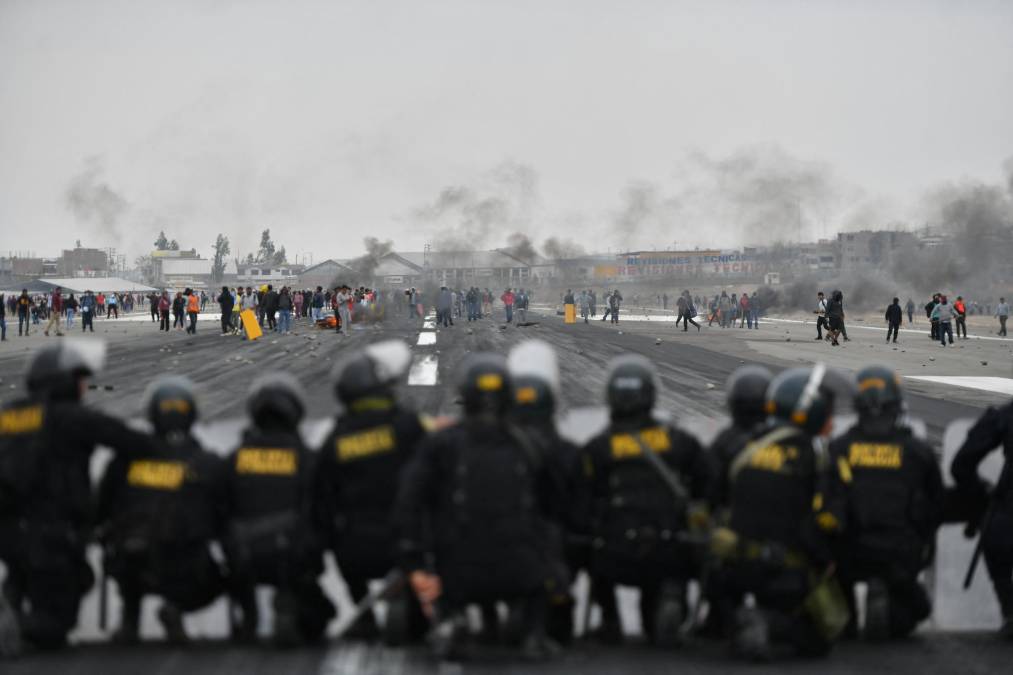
(847, 443), (902, 469)
(236, 448), (298, 475)
(749, 444), (787, 472)
(610, 426), (672, 459)
(337, 426), (396, 462)
(127, 460), (185, 490)
(0, 406), (43, 435)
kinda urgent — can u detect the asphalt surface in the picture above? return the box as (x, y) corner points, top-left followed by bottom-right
(1, 305), (1011, 673)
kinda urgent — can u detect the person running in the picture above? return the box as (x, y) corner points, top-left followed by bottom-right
(682, 291), (700, 332)
(826, 289), (845, 346)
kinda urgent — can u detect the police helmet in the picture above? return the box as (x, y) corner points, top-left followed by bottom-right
(765, 364), (834, 436)
(508, 340), (560, 419)
(143, 375), (197, 436)
(605, 354), (657, 418)
(332, 340), (411, 408)
(248, 372), (306, 429)
(726, 365), (772, 427)
(511, 375), (556, 419)
(458, 353), (512, 416)
(854, 365), (903, 417)
(25, 340), (107, 401)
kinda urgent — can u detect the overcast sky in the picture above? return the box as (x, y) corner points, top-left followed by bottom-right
(1, 0), (1011, 260)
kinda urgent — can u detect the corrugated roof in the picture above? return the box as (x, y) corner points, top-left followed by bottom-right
(397, 250), (532, 269)
(35, 277), (158, 293)
(159, 258), (237, 275)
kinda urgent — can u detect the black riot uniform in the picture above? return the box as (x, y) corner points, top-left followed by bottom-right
(951, 399), (1013, 638)
(575, 354), (711, 647)
(223, 373), (335, 646)
(314, 340), (427, 643)
(394, 354), (563, 660)
(716, 365), (848, 660)
(701, 365), (772, 640)
(0, 341), (150, 654)
(829, 366), (943, 640)
(96, 376), (226, 644)
(710, 366), (773, 509)
(507, 339), (581, 645)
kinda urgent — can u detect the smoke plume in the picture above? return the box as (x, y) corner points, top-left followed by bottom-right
(541, 236), (587, 260)
(414, 160), (539, 251)
(65, 156), (130, 239)
(504, 232), (538, 263)
(344, 236), (395, 282)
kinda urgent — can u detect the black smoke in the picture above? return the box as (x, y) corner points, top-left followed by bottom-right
(65, 156), (130, 239)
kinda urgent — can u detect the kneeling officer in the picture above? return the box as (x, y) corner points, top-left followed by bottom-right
(224, 373), (334, 645)
(716, 365), (848, 659)
(576, 354), (711, 647)
(394, 354), (562, 660)
(314, 340), (428, 643)
(0, 341), (150, 655)
(830, 366), (943, 640)
(97, 376), (226, 644)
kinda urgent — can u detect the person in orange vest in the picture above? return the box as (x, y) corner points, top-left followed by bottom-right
(954, 295), (968, 340)
(185, 288), (200, 335)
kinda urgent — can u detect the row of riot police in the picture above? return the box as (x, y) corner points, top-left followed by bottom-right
(1, 338), (1011, 661)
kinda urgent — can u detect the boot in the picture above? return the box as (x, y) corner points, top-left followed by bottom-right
(429, 612), (467, 661)
(272, 591), (301, 648)
(864, 578), (890, 641)
(732, 606), (770, 662)
(112, 594), (141, 645)
(157, 602), (188, 645)
(0, 594), (22, 658)
(651, 581), (686, 648)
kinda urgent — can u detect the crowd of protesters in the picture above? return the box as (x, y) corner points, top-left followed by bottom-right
(0, 288), (154, 338)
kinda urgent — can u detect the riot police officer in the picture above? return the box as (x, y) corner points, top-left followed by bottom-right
(701, 365), (772, 640)
(710, 366), (773, 509)
(830, 366), (943, 640)
(507, 340), (580, 644)
(951, 397), (1013, 638)
(0, 341), (150, 654)
(223, 373), (334, 646)
(97, 376), (227, 644)
(715, 364), (848, 659)
(314, 340), (427, 644)
(575, 354), (711, 647)
(394, 354), (562, 660)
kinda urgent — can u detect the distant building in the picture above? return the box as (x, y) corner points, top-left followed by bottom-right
(798, 240), (838, 271)
(236, 263), (304, 288)
(396, 249), (540, 287)
(298, 259), (357, 290)
(58, 247), (109, 276)
(837, 230), (919, 270)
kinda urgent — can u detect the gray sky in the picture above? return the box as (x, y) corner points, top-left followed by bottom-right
(2, 0), (1012, 260)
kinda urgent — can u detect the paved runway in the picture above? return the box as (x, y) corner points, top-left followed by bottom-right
(0, 306), (1010, 672)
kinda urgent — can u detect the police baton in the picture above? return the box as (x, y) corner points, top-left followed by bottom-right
(963, 462), (1011, 590)
(333, 569), (406, 639)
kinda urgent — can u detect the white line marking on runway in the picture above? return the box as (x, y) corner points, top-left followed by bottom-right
(416, 332), (436, 346)
(408, 354), (439, 385)
(907, 376), (1013, 396)
(423, 320), (436, 329)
